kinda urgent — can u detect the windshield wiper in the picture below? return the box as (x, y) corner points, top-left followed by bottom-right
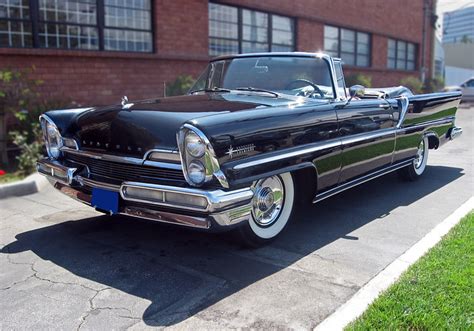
(235, 87), (279, 98)
(189, 87), (231, 94)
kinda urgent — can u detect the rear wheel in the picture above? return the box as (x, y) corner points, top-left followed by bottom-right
(236, 172), (295, 247)
(399, 136), (429, 181)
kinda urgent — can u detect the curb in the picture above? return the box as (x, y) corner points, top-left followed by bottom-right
(0, 173), (49, 200)
(315, 196), (474, 331)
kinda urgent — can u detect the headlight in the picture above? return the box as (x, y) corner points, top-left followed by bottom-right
(41, 116), (63, 159)
(187, 160), (206, 184)
(185, 131), (205, 158)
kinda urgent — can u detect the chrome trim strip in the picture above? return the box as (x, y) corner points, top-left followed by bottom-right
(121, 206), (211, 229)
(234, 116), (454, 171)
(397, 117), (455, 132)
(62, 147), (183, 170)
(314, 159), (413, 203)
(63, 137), (79, 150)
(396, 96), (409, 129)
(76, 175), (121, 192)
(340, 128), (395, 146)
(120, 181), (253, 213)
(37, 159), (76, 185)
(62, 147), (144, 165)
(142, 160), (182, 170)
(143, 148), (181, 163)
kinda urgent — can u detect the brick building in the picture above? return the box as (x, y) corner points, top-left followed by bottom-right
(0, 0), (436, 106)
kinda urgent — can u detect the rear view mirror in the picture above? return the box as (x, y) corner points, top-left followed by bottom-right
(349, 85), (365, 99)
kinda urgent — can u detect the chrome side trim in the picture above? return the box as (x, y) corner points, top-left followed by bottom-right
(63, 137), (79, 150)
(234, 139), (341, 170)
(340, 128), (395, 146)
(120, 181), (254, 213)
(397, 117), (455, 132)
(314, 159), (413, 203)
(396, 96), (409, 128)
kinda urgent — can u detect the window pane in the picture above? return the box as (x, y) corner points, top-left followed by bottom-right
(387, 39), (396, 58)
(357, 42), (369, 55)
(356, 54), (369, 67)
(324, 26), (339, 53)
(104, 28), (152, 52)
(242, 41), (268, 53)
(0, 20), (32, 47)
(387, 58), (395, 69)
(407, 60), (415, 71)
(209, 37), (238, 56)
(324, 26), (338, 39)
(209, 3), (238, 55)
(272, 14), (293, 48)
(407, 43), (416, 61)
(341, 52), (355, 66)
(341, 29), (355, 42)
(105, 6), (151, 30)
(271, 44), (292, 52)
(242, 9), (267, 27)
(357, 32), (369, 44)
(38, 23), (98, 49)
(0, 0), (30, 19)
(39, 0), (97, 25)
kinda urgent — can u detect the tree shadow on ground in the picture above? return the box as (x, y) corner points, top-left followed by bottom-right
(2, 165), (464, 326)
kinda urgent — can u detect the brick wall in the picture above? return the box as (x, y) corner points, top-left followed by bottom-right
(0, 0), (435, 106)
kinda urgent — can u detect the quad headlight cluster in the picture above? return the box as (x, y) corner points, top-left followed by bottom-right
(178, 124), (227, 188)
(40, 115), (63, 159)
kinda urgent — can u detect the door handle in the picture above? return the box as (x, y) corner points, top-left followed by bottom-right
(379, 104), (391, 110)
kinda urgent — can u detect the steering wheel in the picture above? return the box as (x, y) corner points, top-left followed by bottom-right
(285, 79), (325, 98)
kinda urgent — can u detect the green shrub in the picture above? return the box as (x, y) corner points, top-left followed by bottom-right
(166, 75), (195, 97)
(345, 73), (372, 88)
(423, 76), (445, 93)
(400, 76), (424, 94)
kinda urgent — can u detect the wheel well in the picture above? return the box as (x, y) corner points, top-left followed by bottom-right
(292, 166), (318, 204)
(425, 133), (439, 149)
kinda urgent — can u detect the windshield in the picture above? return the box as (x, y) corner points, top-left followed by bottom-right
(190, 56), (335, 99)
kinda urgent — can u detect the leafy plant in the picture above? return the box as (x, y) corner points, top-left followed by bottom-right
(345, 73), (372, 88)
(423, 76), (444, 93)
(400, 76), (424, 94)
(166, 75), (195, 97)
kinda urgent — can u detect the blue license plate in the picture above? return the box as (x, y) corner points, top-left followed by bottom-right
(91, 188), (119, 214)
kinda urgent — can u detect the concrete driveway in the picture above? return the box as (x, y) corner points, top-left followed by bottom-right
(1, 106), (472, 330)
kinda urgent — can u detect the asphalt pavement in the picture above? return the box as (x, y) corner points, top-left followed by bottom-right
(1, 105), (472, 330)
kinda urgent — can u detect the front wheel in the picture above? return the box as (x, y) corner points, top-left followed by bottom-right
(236, 172), (295, 247)
(398, 136), (429, 181)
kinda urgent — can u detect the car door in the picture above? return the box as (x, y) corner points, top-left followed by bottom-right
(336, 99), (397, 183)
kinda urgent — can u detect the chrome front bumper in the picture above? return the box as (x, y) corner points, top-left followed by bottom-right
(37, 158), (254, 230)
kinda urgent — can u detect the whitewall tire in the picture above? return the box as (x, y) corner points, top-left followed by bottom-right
(237, 172), (295, 247)
(399, 136), (429, 181)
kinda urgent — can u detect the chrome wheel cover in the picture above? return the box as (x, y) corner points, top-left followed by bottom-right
(414, 140), (425, 169)
(252, 176), (285, 227)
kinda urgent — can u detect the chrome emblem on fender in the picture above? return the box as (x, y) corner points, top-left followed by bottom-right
(226, 144), (255, 159)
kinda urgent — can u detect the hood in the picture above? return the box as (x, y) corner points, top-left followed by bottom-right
(53, 92), (307, 158)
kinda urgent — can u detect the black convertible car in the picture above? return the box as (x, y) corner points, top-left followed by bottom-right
(37, 52), (462, 246)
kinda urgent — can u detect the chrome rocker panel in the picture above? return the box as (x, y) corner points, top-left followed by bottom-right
(37, 158), (254, 230)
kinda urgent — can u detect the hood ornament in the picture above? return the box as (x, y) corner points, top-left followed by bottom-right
(121, 95), (134, 109)
(121, 95), (128, 106)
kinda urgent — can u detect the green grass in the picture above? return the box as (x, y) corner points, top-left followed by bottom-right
(347, 212), (474, 330)
(0, 171), (26, 184)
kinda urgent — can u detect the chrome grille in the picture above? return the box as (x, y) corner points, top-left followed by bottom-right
(65, 153), (186, 184)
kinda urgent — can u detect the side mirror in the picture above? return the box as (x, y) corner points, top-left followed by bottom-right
(349, 85), (365, 99)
